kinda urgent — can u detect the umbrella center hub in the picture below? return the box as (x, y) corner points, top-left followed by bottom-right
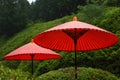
(63, 29), (88, 40)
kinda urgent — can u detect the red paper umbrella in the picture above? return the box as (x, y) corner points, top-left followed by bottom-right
(34, 16), (118, 79)
(3, 39), (61, 75)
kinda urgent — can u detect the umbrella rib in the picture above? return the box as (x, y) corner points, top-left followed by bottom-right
(61, 36), (67, 51)
(52, 39), (60, 50)
(43, 36), (57, 49)
(84, 34), (98, 50)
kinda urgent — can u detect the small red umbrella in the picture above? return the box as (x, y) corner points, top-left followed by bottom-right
(3, 39), (61, 75)
(34, 16), (118, 79)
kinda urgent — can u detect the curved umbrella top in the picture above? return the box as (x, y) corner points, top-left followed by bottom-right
(34, 16), (118, 52)
(41, 17), (112, 34)
(4, 39), (61, 60)
(45, 21), (108, 33)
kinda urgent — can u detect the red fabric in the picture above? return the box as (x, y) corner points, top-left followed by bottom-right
(34, 21), (118, 52)
(4, 42), (61, 60)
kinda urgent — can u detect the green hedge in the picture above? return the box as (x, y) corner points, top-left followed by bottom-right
(1, 65), (119, 80)
(36, 67), (118, 80)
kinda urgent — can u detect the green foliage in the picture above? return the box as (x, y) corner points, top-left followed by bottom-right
(103, 0), (120, 6)
(98, 8), (120, 32)
(86, 0), (120, 6)
(0, 35), (7, 47)
(0, 64), (32, 80)
(87, 0), (105, 5)
(77, 0), (87, 6)
(77, 5), (120, 33)
(30, 0), (77, 21)
(77, 5), (104, 23)
(0, 0), (30, 37)
(18, 61), (33, 73)
(34, 59), (61, 76)
(1, 65), (119, 80)
(36, 67), (118, 80)
(29, 0), (88, 21)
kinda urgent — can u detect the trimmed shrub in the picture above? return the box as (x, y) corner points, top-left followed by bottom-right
(36, 67), (118, 80)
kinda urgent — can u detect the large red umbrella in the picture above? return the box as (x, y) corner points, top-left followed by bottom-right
(34, 16), (118, 79)
(3, 39), (61, 75)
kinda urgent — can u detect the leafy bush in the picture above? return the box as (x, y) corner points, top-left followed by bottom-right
(0, 64), (32, 80)
(31, 0), (77, 21)
(36, 67), (118, 80)
(87, 0), (105, 5)
(103, 0), (120, 6)
(77, 5), (104, 23)
(98, 8), (120, 33)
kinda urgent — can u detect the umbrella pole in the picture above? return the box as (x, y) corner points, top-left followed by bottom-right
(31, 54), (34, 75)
(74, 39), (77, 80)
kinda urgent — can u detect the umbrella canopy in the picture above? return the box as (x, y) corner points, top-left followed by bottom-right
(4, 40), (61, 60)
(34, 17), (118, 52)
(33, 16), (118, 79)
(3, 39), (61, 74)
